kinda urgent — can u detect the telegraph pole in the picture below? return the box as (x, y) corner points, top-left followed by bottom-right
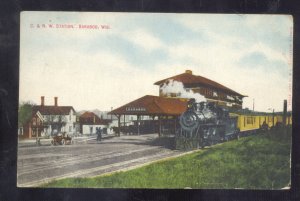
(272, 109), (275, 127)
(283, 100), (287, 126)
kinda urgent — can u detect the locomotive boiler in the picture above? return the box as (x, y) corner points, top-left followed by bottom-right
(177, 99), (239, 149)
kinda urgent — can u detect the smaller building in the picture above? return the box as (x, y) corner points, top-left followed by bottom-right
(21, 111), (47, 139)
(79, 111), (112, 135)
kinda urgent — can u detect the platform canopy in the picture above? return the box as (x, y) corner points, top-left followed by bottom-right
(109, 95), (189, 116)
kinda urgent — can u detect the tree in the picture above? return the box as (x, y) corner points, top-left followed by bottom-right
(18, 101), (35, 127)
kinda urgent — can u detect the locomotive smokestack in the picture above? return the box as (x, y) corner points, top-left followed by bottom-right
(41, 96), (45, 106)
(54, 97), (58, 106)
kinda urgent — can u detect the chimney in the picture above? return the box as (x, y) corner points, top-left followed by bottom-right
(185, 70), (192, 74)
(41, 96), (45, 106)
(54, 97), (58, 106)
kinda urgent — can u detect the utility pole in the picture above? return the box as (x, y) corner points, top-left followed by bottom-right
(272, 109), (275, 127)
(283, 100), (287, 126)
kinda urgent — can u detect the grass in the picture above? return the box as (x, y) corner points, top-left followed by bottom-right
(43, 127), (292, 189)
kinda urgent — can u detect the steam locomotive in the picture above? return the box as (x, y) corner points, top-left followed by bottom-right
(178, 99), (239, 148)
(178, 98), (292, 149)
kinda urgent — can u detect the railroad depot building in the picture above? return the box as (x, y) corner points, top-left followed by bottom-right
(19, 97), (78, 139)
(155, 70), (246, 109)
(110, 70), (246, 136)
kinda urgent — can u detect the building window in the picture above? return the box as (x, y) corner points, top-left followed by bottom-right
(32, 118), (36, 125)
(170, 93), (177, 97)
(268, 116), (273, 122)
(247, 117), (254, 124)
(192, 88), (201, 94)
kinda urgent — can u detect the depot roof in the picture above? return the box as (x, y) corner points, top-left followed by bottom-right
(154, 70), (246, 97)
(109, 95), (189, 116)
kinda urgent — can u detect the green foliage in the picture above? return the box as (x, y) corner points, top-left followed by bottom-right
(43, 129), (291, 189)
(18, 101), (35, 127)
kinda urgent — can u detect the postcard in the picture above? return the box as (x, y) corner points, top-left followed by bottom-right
(18, 12), (293, 189)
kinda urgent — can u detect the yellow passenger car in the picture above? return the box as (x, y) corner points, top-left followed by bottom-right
(233, 113), (292, 133)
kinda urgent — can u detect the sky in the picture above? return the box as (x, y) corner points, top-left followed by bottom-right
(19, 12), (293, 112)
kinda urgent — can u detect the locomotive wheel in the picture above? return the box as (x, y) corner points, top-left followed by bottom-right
(234, 129), (240, 140)
(198, 140), (204, 149)
(179, 111), (199, 131)
(206, 139), (213, 147)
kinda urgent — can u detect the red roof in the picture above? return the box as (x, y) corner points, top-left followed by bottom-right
(80, 111), (97, 118)
(109, 95), (189, 116)
(154, 71), (246, 97)
(80, 111), (111, 125)
(32, 105), (75, 115)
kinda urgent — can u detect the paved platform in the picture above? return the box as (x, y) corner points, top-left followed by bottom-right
(17, 134), (185, 187)
(18, 134), (115, 148)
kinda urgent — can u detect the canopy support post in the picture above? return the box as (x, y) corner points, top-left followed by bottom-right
(158, 115), (162, 138)
(174, 116), (177, 135)
(137, 115), (140, 135)
(123, 115), (126, 135)
(117, 115), (121, 137)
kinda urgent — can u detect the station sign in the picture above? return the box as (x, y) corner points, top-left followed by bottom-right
(125, 107), (147, 112)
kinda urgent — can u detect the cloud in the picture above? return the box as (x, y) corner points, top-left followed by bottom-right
(237, 51), (289, 76)
(19, 12), (293, 112)
(123, 29), (164, 51)
(20, 47), (160, 111)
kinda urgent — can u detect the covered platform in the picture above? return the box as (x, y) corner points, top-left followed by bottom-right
(108, 95), (189, 136)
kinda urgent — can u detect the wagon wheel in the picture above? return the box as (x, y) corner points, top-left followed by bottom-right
(61, 139), (65, 145)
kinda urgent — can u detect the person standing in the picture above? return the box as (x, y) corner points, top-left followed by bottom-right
(97, 127), (102, 142)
